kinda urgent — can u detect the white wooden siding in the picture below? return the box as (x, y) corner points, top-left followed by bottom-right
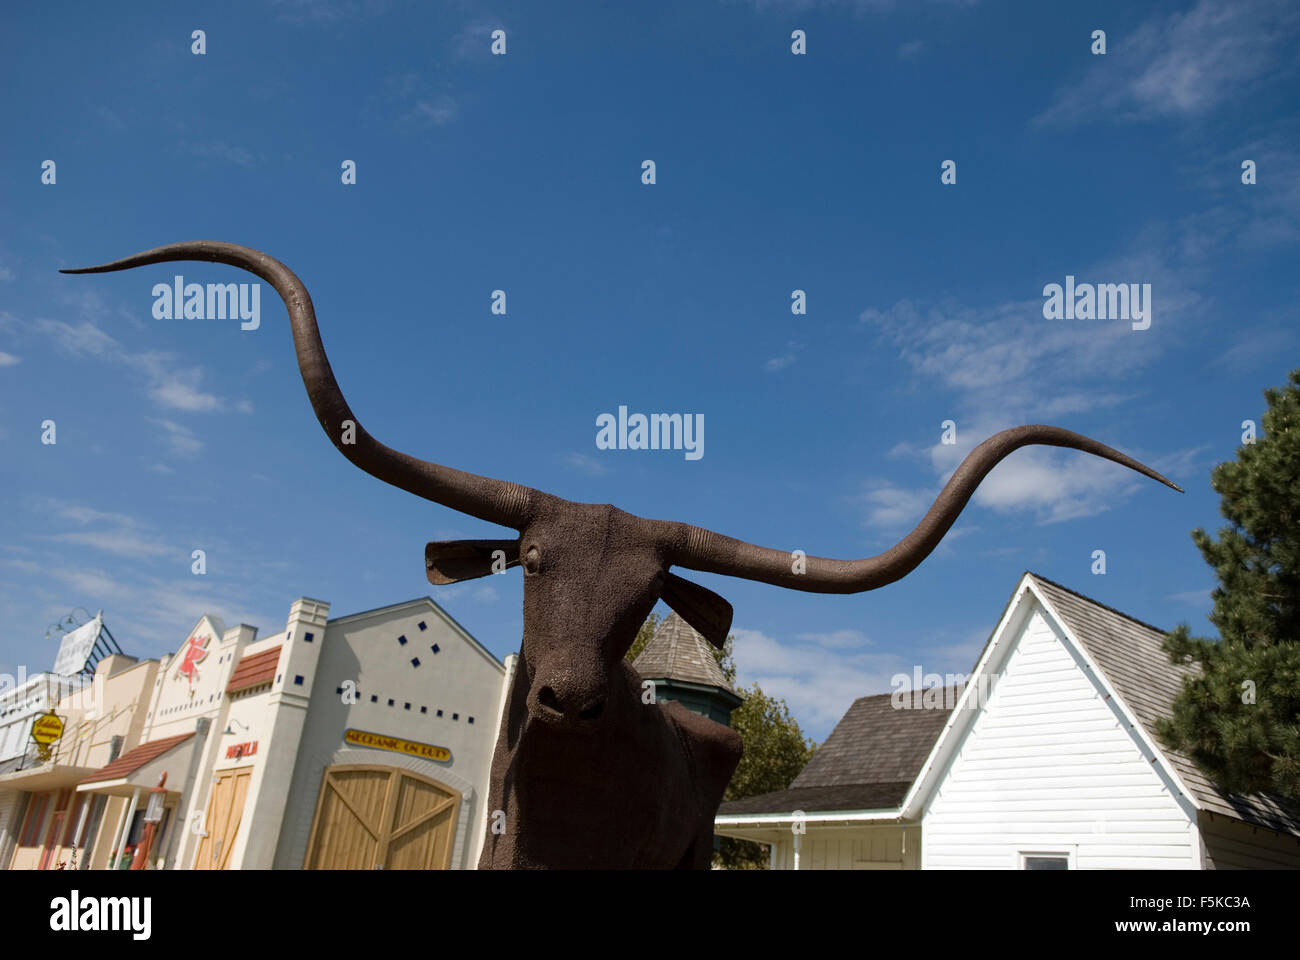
(922, 607), (1197, 869)
(769, 825), (920, 870)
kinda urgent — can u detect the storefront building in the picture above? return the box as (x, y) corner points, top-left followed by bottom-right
(1, 649), (158, 871)
(6, 593), (510, 870)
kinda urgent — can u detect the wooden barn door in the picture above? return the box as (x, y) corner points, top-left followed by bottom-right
(304, 764), (459, 870)
(193, 767), (252, 870)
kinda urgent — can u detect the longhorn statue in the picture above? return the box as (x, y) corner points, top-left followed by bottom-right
(65, 242), (1182, 869)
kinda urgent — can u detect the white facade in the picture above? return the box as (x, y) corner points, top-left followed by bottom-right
(0, 673), (87, 764)
(271, 598), (508, 869)
(918, 601), (1199, 869)
(6, 593), (510, 871)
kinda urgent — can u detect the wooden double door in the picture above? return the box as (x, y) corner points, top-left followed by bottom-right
(193, 766), (252, 870)
(304, 764), (459, 870)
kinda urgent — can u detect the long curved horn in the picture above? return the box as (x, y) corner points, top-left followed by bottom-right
(62, 241), (533, 528)
(667, 424), (1181, 593)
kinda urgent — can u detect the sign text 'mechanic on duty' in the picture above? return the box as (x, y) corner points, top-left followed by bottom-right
(343, 728), (452, 763)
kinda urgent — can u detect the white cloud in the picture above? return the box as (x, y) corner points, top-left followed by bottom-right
(1035, 0), (1298, 126)
(451, 17), (506, 60)
(49, 530), (173, 559)
(150, 372), (221, 413)
(185, 141), (257, 168)
(34, 316), (232, 413)
(764, 354), (796, 372)
(856, 246), (1205, 526)
(271, 0), (392, 25)
(412, 95), (459, 126)
(38, 498), (174, 559)
(0, 351), (19, 366)
(563, 452), (608, 476)
(152, 419), (204, 457)
(730, 622), (985, 737)
(855, 482), (934, 529)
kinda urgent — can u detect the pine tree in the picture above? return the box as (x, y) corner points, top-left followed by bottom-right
(1157, 368), (1300, 801)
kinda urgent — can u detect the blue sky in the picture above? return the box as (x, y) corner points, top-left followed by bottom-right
(1, 0), (1297, 740)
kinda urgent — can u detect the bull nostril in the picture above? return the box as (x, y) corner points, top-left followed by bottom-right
(578, 700), (605, 722)
(538, 686), (562, 715)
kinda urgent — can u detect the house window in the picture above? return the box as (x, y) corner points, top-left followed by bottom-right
(1022, 854), (1069, 870)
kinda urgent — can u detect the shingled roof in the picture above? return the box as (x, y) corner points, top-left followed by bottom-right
(1028, 573), (1300, 836)
(719, 690), (955, 816)
(79, 732), (194, 785)
(633, 612), (735, 692)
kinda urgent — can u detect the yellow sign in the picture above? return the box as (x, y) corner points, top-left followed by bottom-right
(32, 712), (64, 745)
(343, 728), (451, 763)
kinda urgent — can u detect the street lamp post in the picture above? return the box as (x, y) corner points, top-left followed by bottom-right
(131, 772), (168, 870)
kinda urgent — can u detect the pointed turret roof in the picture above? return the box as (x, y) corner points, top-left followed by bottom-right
(633, 612), (735, 693)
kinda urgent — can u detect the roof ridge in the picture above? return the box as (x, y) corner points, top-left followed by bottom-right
(1026, 570), (1170, 636)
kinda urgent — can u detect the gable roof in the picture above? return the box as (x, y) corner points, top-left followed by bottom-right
(327, 597), (505, 672)
(718, 690), (954, 817)
(79, 732), (194, 785)
(633, 612), (735, 692)
(226, 645), (281, 695)
(719, 572), (1300, 835)
(1028, 573), (1300, 836)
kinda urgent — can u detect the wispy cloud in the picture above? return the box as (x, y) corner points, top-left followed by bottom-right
(152, 418), (204, 457)
(150, 371), (222, 413)
(0, 351), (19, 366)
(563, 452), (608, 476)
(270, 0), (393, 25)
(451, 17), (506, 60)
(731, 622), (983, 737)
(1035, 0), (1299, 126)
(898, 39), (925, 59)
(411, 95), (459, 126)
(857, 247), (1205, 525)
(387, 72), (461, 128)
(185, 141), (258, 168)
(39, 498), (174, 559)
(736, 0), (977, 13)
(764, 353), (796, 372)
(34, 314), (230, 413)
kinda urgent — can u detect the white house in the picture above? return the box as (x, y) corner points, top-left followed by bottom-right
(715, 572), (1300, 869)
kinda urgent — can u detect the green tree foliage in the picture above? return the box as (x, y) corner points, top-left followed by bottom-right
(716, 683), (817, 869)
(625, 611), (816, 869)
(624, 612), (660, 665)
(1158, 368), (1300, 801)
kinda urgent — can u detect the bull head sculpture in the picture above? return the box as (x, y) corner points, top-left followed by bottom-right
(65, 242), (1182, 869)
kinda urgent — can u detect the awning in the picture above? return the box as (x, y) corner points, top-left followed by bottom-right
(77, 732), (196, 797)
(0, 760), (101, 791)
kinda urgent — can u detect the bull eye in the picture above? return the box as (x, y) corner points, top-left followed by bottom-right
(523, 545), (541, 575)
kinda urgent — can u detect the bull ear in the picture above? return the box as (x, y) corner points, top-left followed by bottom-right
(426, 539), (519, 585)
(662, 573), (733, 648)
